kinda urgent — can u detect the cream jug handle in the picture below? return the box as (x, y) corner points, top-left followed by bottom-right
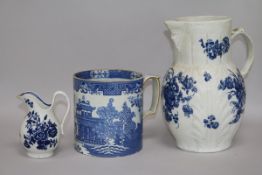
(50, 91), (70, 135)
(143, 76), (161, 119)
(231, 28), (254, 78)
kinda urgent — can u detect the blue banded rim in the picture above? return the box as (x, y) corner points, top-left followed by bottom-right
(19, 91), (51, 107)
(74, 69), (144, 83)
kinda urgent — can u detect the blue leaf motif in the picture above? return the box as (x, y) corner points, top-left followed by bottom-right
(25, 99), (33, 108)
(24, 140), (30, 148)
(218, 70), (246, 124)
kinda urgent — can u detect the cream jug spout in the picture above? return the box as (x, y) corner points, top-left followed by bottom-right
(17, 92), (51, 110)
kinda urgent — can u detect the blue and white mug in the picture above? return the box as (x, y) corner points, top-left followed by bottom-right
(73, 69), (160, 157)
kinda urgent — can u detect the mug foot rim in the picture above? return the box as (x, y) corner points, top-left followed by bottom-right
(74, 143), (142, 158)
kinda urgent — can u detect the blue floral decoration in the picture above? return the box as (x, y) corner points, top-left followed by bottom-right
(23, 111), (58, 150)
(203, 72), (212, 82)
(199, 36), (230, 60)
(165, 112), (179, 125)
(203, 115), (219, 129)
(218, 70), (246, 124)
(182, 104), (193, 118)
(163, 69), (198, 126)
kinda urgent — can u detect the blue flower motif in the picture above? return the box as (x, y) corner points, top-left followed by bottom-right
(181, 76), (195, 91)
(208, 115), (215, 120)
(203, 115), (219, 129)
(163, 85), (181, 109)
(182, 105), (193, 118)
(48, 126), (58, 138)
(23, 111), (58, 150)
(34, 130), (48, 141)
(199, 36), (230, 60)
(163, 69), (197, 126)
(37, 140), (51, 150)
(203, 72), (212, 82)
(218, 70), (246, 124)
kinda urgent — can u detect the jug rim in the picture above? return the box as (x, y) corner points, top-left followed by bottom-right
(18, 91), (51, 107)
(173, 16), (231, 23)
(73, 69), (144, 83)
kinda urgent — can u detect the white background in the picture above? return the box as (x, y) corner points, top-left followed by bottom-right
(0, 0), (261, 174)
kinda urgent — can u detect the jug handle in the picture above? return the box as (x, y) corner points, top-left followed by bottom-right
(231, 28), (254, 78)
(143, 76), (161, 119)
(50, 91), (70, 135)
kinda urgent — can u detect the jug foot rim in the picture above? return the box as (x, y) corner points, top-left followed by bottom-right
(176, 142), (232, 153)
(26, 151), (54, 158)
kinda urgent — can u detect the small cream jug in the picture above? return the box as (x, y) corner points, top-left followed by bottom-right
(18, 91), (70, 158)
(162, 16), (254, 152)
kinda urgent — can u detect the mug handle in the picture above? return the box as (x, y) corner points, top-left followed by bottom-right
(50, 91), (71, 135)
(143, 76), (161, 119)
(231, 28), (254, 78)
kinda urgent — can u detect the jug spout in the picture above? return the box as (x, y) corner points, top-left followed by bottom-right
(165, 20), (181, 32)
(164, 20), (186, 49)
(165, 20), (192, 64)
(17, 92), (51, 110)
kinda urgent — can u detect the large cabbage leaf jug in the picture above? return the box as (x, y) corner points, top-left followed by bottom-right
(162, 16), (254, 152)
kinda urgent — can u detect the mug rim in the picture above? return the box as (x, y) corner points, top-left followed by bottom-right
(73, 69), (144, 83)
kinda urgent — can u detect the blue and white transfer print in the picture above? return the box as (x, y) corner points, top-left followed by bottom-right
(199, 37), (230, 60)
(74, 70), (143, 157)
(163, 68), (198, 127)
(128, 94), (143, 112)
(218, 70), (246, 124)
(74, 70), (142, 96)
(23, 110), (58, 150)
(90, 70), (110, 79)
(75, 97), (142, 157)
